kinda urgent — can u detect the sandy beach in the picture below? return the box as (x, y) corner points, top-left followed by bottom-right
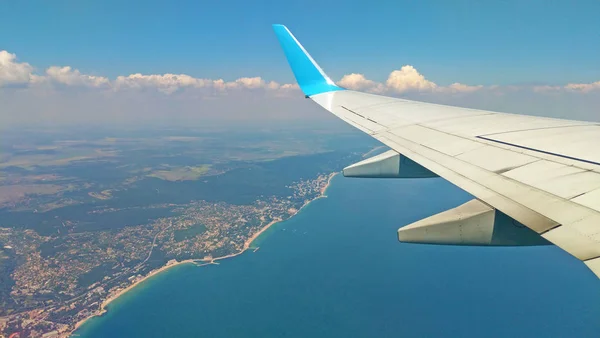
(73, 258), (198, 330)
(72, 172), (338, 334)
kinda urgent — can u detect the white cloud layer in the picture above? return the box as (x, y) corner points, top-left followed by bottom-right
(115, 73), (213, 94)
(337, 66), (486, 94)
(1, 49), (599, 98)
(1, 50), (599, 128)
(0, 50), (300, 95)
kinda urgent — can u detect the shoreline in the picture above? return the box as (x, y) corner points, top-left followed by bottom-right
(73, 258), (198, 330)
(71, 172), (338, 335)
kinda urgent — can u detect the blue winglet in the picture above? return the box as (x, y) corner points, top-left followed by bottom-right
(272, 24), (344, 97)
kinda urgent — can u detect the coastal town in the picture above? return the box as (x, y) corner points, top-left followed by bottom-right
(0, 172), (337, 338)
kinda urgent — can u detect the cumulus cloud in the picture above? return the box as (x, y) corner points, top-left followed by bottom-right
(338, 73), (385, 93)
(45, 66), (110, 88)
(336, 67), (482, 95)
(279, 83), (299, 90)
(385, 65), (438, 93)
(0, 49), (302, 95)
(266, 81), (280, 90)
(0, 50), (35, 87)
(335, 66), (598, 97)
(230, 77), (266, 89)
(0, 50), (484, 96)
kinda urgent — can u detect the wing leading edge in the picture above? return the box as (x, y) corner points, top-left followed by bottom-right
(272, 24), (600, 279)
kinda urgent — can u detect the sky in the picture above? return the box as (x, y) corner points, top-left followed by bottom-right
(1, 0), (599, 127)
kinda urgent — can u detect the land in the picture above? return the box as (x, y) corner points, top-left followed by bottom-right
(146, 164), (213, 181)
(0, 185), (64, 208)
(0, 127), (374, 337)
(0, 172), (336, 337)
(88, 190), (112, 200)
(74, 171), (336, 332)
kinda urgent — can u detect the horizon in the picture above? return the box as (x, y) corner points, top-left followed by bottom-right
(2, 0), (600, 128)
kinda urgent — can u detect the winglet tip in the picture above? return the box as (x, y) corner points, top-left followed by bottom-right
(272, 24), (343, 97)
(272, 24), (288, 33)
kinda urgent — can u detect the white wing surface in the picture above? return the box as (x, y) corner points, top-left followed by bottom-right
(273, 24), (600, 279)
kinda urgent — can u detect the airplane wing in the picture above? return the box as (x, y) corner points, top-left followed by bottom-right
(273, 24), (600, 279)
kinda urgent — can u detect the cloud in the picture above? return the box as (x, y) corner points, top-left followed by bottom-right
(229, 77), (266, 89)
(532, 81), (600, 94)
(266, 81), (280, 90)
(338, 73), (385, 93)
(114, 73), (212, 94)
(335, 67), (597, 97)
(101, 73), (296, 95)
(386, 65), (437, 93)
(0, 50), (482, 96)
(337, 67), (482, 95)
(279, 83), (299, 90)
(108, 66), (482, 97)
(0, 50), (35, 87)
(45, 66), (110, 88)
(3, 48), (600, 100)
(2, 48), (600, 128)
(440, 82), (484, 93)
(565, 81), (600, 93)
(532, 85), (561, 93)
(4, 48), (599, 99)
(0, 50), (302, 95)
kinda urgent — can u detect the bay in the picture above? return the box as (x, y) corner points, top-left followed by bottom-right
(75, 175), (600, 337)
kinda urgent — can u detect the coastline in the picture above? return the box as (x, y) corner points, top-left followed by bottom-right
(73, 258), (198, 330)
(71, 171), (338, 335)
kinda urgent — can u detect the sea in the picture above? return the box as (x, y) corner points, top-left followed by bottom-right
(75, 175), (600, 337)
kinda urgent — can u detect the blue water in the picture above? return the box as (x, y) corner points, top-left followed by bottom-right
(76, 176), (600, 337)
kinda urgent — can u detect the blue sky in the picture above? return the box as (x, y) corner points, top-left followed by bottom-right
(2, 0), (600, 85)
